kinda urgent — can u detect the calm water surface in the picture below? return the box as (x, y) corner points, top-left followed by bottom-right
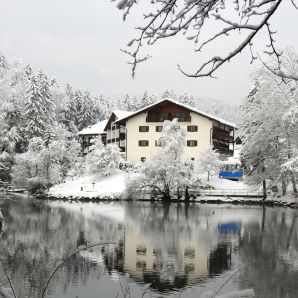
(0, 194), (297, 298)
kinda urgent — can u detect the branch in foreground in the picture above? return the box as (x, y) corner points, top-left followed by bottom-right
(260, 57), (298, 82)
(115, 0), (290, 78)
(41, 241), (117, 298)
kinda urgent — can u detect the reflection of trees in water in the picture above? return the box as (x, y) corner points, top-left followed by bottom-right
(0, 198), (123, 298)
(3, 198), (296, 297)
(239, 208), (298, 298)
(208, 244), (232, 277)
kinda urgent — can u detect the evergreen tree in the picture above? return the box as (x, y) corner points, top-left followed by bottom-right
(162, 89), (177, 100)
(25, 64), (33, 79)
(38, 71), (56, 127)
(78, 91), (95, 130)
(162, 89), (171, 99)
(0, 54), (8, 69)
(25, 76), (45, 139)
(67, 89), (83, 130)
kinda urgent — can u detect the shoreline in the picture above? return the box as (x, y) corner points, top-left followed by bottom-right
(43, 194), (298, 209)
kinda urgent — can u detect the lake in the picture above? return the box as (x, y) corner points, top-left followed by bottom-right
(0, 194), (297, 298)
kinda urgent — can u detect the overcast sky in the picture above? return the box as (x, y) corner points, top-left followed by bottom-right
(0, 0), (297, 105)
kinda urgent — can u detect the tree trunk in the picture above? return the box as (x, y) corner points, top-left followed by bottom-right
(177, 187), (182, 199)
(163, 183), (171, 201)
(262, 179), (267, 201)
(185, 186), (190, 202)
(281, 174), (287, 196)
(207, 171), (210, 182)
(261, 206), (266, 232)
(290, 171), (297, 195)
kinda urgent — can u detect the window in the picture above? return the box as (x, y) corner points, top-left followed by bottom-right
(139, 140), (149, 147)
(176, 112), (186, 121)
(136, 260), (146, 270)
(141, 157), (146, 162)
(187, 140), (198, 147)
(156, 126), (163, 132)
(136, 245), (147, 255)
(187, 125), (198, 132)
(139, 126), (149, 132)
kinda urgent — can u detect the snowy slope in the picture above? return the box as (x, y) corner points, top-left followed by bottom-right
(49, 173), (126, 199)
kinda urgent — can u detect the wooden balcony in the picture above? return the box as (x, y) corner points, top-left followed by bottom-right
(146, 115), (191, 122)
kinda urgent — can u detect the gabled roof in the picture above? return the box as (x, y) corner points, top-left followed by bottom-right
(103, 110), (133, 131)
(78, 119), (108, 136)
(115, 98), (237, 128)
(113, 110), (133, 119)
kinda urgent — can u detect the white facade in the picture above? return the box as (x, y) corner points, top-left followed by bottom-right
(125, 111), (213, 164)
(113, 99), (236, 165)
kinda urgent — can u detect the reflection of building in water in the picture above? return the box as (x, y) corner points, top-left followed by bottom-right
(122, 230), (208, 290)
(102, 227), (232, 292)
(99, 203), (240, 292)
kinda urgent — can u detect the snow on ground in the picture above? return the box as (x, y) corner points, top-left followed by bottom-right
(199, 174), (251, 190)
(49, 172), (126, 199)
(266, 193), (298, 204)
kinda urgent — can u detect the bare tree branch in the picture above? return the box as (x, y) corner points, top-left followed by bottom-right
(41, 241), (117, 298)
(114, 0), (291, 78)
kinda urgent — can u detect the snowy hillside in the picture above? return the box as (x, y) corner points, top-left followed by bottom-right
(195, 97), (240, 124)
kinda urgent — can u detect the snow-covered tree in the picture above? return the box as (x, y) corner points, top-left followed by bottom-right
(196, 146), (221, 181)
(12, 138), (61, 193)
(24, 76), (45, 139)
(86, 138), (123, 177)
(12, 132), (81, 194)
(240, 51), (298, 197)
(0, 53), (8, 69)
(79, 91), (96, 129)
(162, 89), (176, 100)
(178, 91), (195, 107)
(129, 118), (194, 200)
(38, 71), (56, 126)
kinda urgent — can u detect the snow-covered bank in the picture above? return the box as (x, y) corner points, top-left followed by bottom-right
(46, 172), (298, 208)
(196, 195), (298, 208)
(48, 173), (126, 200)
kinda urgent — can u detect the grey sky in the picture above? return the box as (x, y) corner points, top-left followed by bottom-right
(0, 0), (297, 105)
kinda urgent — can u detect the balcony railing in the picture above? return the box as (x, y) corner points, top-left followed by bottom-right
(107, 130), (120, 141)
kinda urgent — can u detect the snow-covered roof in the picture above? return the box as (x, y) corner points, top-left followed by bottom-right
(103, 110), (133, 131)
(115, 98), (237, 128)
(113, 110), (133, 120)
(78, 119), (108, 136)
